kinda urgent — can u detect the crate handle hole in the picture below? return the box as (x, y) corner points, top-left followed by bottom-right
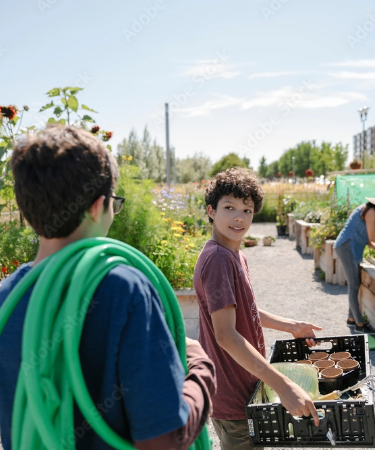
(310, 342), (332, 350)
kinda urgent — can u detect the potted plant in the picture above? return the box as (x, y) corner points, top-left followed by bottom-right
(349, 160), (362, 170)
(276, 215), (287, 236)
(243, 236), (259, 247)
(263, 236), (276, 246)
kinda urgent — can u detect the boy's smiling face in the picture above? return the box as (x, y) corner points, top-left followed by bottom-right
(207, 194), (255, 252)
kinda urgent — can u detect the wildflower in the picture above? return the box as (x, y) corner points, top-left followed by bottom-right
(188, 243), (196, 248)
(173, 221), (184, 225)
(122, 155), (127, 160)
(202, 180), (205, 183)
(185, 245), (189, 250)
(23, 105), (29, 111)
(160, 213), (165, 216)
(161, 240), (167, 245)
(195, 182), (199, 185)
(0, 105), (18, 121)
(162, 208), (166, 211)
(102, 131), (113, 142)
(171, 226), (184, 232)
(91, 125), (100, 134)
(1, 267), (6, 273)
(127, 155), (133, 161)
(174, 233), (181, 237)
(13, 260), (18, 266)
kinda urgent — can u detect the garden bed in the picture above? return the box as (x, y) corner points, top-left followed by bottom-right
(314, 239), (347, 285)
(295, 219), (319, 255)
(175, 289), (199, 339)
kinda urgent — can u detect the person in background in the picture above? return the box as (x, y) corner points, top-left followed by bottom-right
(194, 167), (322, 450)
(334, 198), (375, 334)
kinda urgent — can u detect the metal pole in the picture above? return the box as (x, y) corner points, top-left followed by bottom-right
(165, 103), (170, 187)
(292, 156), (295, 198)
(173, 147), (176, 184)
(362, 119), (366, 169)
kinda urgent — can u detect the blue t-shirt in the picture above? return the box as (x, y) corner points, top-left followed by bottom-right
(334, 204), (369, 263)
(0, 263), (189, 449)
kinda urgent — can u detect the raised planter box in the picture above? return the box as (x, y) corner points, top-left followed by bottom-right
(313, 239), (347, 285)
(287, 213), (295, 238)
(295, 220), (319, 255)
(175, 289), (199, 339)
(359, 264), (375, 328)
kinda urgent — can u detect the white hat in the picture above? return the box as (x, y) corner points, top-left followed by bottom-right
(365, 197), (375, 205)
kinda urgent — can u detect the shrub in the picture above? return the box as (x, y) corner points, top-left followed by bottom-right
(0, 221), (39, 277)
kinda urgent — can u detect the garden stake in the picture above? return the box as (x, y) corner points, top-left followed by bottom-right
(0, 237), (211, 450)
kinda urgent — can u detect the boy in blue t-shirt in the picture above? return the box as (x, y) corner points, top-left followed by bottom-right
(0, 125), (216, 450)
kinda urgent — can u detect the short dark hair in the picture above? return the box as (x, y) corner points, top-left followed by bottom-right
(361, 202), (375, 220)
(205, 167), (264, 223)
(11, 125), (119, 238)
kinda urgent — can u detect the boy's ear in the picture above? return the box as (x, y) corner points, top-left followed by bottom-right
(88, 195), (106, 223)
(207, 205), (215, 220)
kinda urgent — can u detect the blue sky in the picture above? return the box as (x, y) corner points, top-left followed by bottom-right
(2, 0), (375, 169)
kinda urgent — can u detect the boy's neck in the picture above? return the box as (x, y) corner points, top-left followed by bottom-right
(211, 229), (241, 253)
(32, 229), (87, 266)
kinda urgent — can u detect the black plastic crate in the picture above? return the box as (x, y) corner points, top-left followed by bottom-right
(246, 334), (375, 447)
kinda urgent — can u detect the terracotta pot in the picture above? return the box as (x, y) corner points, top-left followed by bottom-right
(337, 359), (359, 372)
(243, 239), (258, 247)
(330, 352), (351, 363)
(308, 352), (329, 362)
(321, 367), (343, 379)
(295, 360), (312, 365)
(349, 161), (362, 170)
(314, 360), (335, 372)
(263, 237), (273, 246)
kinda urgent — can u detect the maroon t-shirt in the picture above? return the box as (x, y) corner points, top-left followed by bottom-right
(193, 239), (265, 420)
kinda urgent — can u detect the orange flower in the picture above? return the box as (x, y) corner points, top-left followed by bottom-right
(102, 131), (113, 142)
(0, 105), (18, 121)
(91, 125), (100, 134)
(13, 260), (18, 266)
(1, 267), (7, 273)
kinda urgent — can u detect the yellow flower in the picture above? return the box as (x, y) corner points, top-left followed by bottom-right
(174, 233), (181, 237)
(171, 226), (184, 232)
(161, 240), (167, 245)
(188, 243), (196, 248)
(173, 221), (184, 225)
(128, 155), (133, 161)
(160, 212), (165, 216)
(122, 155), (126, 160)
(185, 245), (189, 250)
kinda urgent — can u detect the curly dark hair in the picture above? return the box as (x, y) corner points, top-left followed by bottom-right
(11, 125), (119, 238)
(205, 167), (264, 223)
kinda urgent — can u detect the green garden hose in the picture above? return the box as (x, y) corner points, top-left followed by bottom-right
(0, 237), (211, 450)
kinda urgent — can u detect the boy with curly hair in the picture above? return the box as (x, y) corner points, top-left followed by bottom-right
(194, 167), (322, 450)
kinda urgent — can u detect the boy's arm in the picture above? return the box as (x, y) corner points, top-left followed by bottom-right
(212, 305), (320, 426)
(134, 339), (216, 450)
(258, 308), (322, 347)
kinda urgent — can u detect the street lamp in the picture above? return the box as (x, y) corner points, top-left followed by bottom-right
(358, 106), (369, 168)
(292, 156), (295, 196)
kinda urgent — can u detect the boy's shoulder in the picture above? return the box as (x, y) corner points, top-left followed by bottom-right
(195, 240), (245, 276)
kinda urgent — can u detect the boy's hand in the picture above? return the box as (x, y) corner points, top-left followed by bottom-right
(277, 379), (320, 426)
(289, 321), (322, 347)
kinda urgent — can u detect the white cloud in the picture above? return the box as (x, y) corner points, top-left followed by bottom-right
(324, 60), (375, 68)
(329, 71), (375, 80)
(248, 71), (298, 80)
(300, 92), (367, 108)
(178, 94), (243, 117)
(177, 53), (242, 81)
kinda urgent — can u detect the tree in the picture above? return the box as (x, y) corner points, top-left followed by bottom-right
(333, 143), (348, 171)
(176, 152), (212, 183)
(258, 156), (267, 178)
(266, 161), (279, 178)
(209, 153), (249, 177)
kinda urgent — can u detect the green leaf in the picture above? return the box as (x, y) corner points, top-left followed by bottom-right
(47, 117), (57, 124)
(61, 98), (67, 106)
(10, 116), (19, 126)
(82, 115), (94, 122)
(0, 141), (7, 148)
(39, 101), (54, 112)
(69, 87), (83, 95)
(46, 88), (61, 97)
(67, 96), (79, 112)
(54, 106), (63, 117)
(82, 104), (98, 113)
(57, 119), (66, 125)
(106, 144), (112, 152)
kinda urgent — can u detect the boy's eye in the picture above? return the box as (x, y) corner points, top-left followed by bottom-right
(245, 209), (253, 214)
(225, 206), (233, 210)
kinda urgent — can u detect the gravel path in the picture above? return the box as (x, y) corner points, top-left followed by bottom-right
(208, 222), (375, 449)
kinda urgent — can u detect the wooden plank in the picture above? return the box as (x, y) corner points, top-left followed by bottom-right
(325, 241), (334, 283)
(314, 247), (320, 269)
(361, 266), (375, 297)
(337, 259), (347, 286)
(359, 285), (375, 328)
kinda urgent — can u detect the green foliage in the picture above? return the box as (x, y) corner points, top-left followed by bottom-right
(292, 200), (326, 223)
(258, 156), (267, 178)
(108, 165), (164, 255)
(0, 221), (39, 277)
(177, 152), (212, 183)
(261, 141), (349, 178)
(209, 152), (249, 177)
(39, 87), (113, 150)
(253, 203), (277, 222)
(310, 198), (357, 249)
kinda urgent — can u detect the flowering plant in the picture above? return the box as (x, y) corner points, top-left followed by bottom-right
(39, 87), (114, 150)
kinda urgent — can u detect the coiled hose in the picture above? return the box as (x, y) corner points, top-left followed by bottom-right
(0, 237), (211, 450)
